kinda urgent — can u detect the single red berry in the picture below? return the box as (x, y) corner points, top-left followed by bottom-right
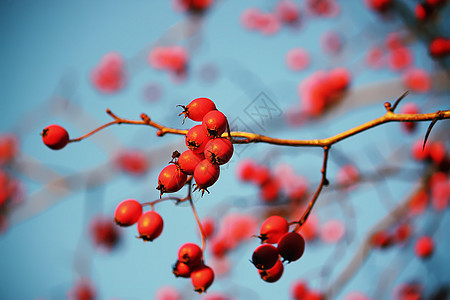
(179, 97), (216, 122)
(415, 2), (434, 20)
(259, 215), (289, 244)
(259, 259), (284, 283)
(365, 0), (392, 13)
(137, 211), (164, 242)
(429, 37), (450, 58)
(277, 232), (305, 263)
(185, 125), (212, 154)
(204, 138), (234, 165)
(259, 177), (281, 202)
(156, 164), (188, 196)
(414, 235), (434, 258)
(371, 230), (392, 249)
(291, 280), (308, 300)
(202, 110), (228, 137)
(114, 199), (143, 227)
(395, 223), (412, 243)
(178, 149), (204, 175)
(193, 159), (220, 193)
(114, 149), (149, 175)
(275, 0), (300, 24)
(90, 216), (120, 250)
(178, 243), (203, 267)
(173, 260), (193, 278)
(251, 244), (279, 270)
(41, 124), (70, 150)
(190, 265), (215, 293)
(400, 103), (420, 133)
(68, 278), (96, 300)
(200, 217), (215, 239)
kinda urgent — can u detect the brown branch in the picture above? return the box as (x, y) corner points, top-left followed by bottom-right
(66, 107), (450, 148)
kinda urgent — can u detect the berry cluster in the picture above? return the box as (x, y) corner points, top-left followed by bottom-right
(148, 46), (189, 76)
(237, 160), (309, 203)
(251, 216), (306, 283)
(298, 68), (351, 117)
(241, 1), (300, 36)
(114, 199), (165, 242)
(157, 97), (233, 196)
(172, 243), (215, 293)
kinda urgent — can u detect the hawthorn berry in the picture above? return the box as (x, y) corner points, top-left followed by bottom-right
(173, 260), (193, 278)
(251, 244), (279, 270)
(429, 37), (450, 58)
(190, 265), (215, 293)
(90, 216), (120, 251)
(259, 259), (284, 283)
(179, 97), (216, 122)
(400, 103), (420, 133)
(41, 124), (70, 150)
(68, 278), (96, 300)
(277, 232), (305, 263)
(193, 159), (220, 193)
(204, 137), (234, 165)
(114, 199), (143, 227)
(156, 164), (188, 196)
(202, 110), (228, 137)
(177, 149), (204, 175)
(178, 243), (203, 267)
(259, 215), (290, 244)
(414, 235), (434, 258)
(185, 125), (212, 154)
(137, 211), (164, 242)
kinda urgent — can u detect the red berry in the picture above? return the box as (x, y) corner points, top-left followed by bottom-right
(68, 278), (96, 300)
(190, 265), (214, 293)
(365, 0), (392, 13)
(259, 259), (284, 283)
(137, 211), (164, 242)
(193, 159), (220, 193)
(204, 138), (234, 165)
(185, 125), (212, 154)
(275, 0), (300, 24)
(0, 134), (18, 166)
(172, 260), (193, 278)
(90, 216), (120, 250)
(291, 280), (308, 300)
(415, 2), (434, 20)
(177, 149), (204, 175)
(202, 110), (228, 137)
(414, 235), (434, 258)
(277, 232), (305, 263)
(179, 97), (216, 122)
(371, 230), (392, 248)
(429, 37), (450, 57)
(251, 244), (279, 270)
(286, 48), (310, 71)
(259, 215), (289, 244)
(114, 149), (149, 175)
(156, 164), (188, 196)
(114, 199), (143, 227)
(178, 243), (203, 267)
(41, 124), (70, 150)
(400, 103), (420, 133)
(91, 52), (125, 93)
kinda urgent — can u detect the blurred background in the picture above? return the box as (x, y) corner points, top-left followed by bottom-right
(0, 0), (449, 299)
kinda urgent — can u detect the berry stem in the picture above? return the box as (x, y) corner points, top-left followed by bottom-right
(294, 146), (330, 231)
